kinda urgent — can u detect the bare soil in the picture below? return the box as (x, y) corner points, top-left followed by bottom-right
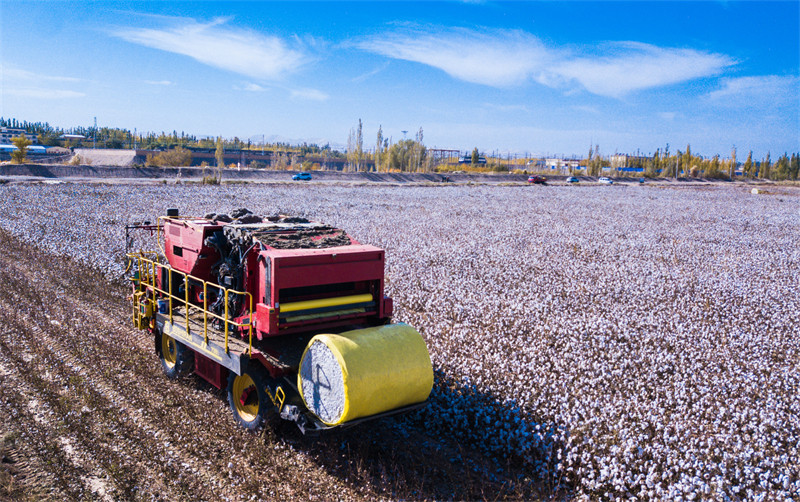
(0, 227), (541, 501)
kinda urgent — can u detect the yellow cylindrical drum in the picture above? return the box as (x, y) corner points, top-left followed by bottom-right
(297, 323), (433, 426)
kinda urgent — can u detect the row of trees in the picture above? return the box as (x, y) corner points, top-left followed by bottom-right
(610, 143), (800, 181)
(343, 120), (431, 172)
(0, 117), (343, 158)
(3, 117), (798, 180)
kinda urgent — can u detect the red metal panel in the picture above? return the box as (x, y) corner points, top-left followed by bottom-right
(271, 246), (385, 290)
(163, 219), (222, 278)
(194, 351), (228, 389)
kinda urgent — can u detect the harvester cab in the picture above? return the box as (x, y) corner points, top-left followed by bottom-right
(125, 209), (433, 433)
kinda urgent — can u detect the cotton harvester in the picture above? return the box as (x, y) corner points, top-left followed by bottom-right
(126, 209), (433, 433)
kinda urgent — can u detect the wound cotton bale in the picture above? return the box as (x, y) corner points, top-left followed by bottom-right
(298, 323), (433, 426)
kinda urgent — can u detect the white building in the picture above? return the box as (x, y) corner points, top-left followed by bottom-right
(545, 158), (582, 172)
(0, 127), (38, 144)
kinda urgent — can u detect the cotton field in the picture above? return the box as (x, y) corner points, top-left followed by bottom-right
(1, 181), (798, 499)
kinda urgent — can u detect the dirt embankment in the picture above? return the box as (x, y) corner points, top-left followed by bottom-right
(0, 163), (528, 183)
(0, 227), (538, 501)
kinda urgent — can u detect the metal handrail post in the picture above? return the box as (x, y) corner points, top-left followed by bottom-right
(184, 273), (189, 334)
(224, 290), (229, 353)
(248, 295), (253, 356)
(203, 282), (209, 344)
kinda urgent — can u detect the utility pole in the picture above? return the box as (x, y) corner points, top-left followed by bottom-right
(93, 117), (97, 149)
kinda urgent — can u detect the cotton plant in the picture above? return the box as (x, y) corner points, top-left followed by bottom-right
(1, 182), (798, 499)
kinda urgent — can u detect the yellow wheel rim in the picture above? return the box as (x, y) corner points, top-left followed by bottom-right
(233, 373), (259, 422)
(162, 334), (177, 368)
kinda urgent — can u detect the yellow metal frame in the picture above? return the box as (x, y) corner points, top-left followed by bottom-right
(279, 293), (373, 314)
(127, 251), (254, 356)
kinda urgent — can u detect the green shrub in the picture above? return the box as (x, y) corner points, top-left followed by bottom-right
(146, 147), (192, 167)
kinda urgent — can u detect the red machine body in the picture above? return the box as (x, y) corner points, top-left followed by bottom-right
(160, 217), (393, 340)
(163, 218), (221, 280)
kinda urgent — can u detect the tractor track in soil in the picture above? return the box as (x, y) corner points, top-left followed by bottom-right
(0, 227), (531, 501)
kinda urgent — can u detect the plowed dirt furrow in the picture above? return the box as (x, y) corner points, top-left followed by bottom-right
(0, 315), (232, 501)
(0, 229), (374, 501)
(0, 277), (345, 501)
(0, 353), (77, 502)
(0, 346), (119, 501)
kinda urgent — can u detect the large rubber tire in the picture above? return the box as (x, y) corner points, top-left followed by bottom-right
(227, 365), (271, 430)
(157, 330), (194, 379)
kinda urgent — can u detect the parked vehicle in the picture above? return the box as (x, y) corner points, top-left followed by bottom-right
(566, 176), (580, 183)
(292, 172), (312, 181)
(598, 177), (613, 184)
(528, 175), (547, 184)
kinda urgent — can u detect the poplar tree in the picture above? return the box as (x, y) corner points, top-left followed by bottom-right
(708, 155), (721, 178)
(729, 147), (737, 179)
(346, 128), (354, 171)
(774, 153), (790, 180)
(683, 145), (693, 176)
(375, 125), (383, 172)
(761, 152), (771, 179)
(356, 119), (364, 172)
(790, 153), (800, 180)
(743, 151), (754, 178)
(215, 136), (224, 168)
(415, 127), (424, 172)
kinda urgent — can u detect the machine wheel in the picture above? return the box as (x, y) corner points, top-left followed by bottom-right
(157, 331), (194, 379)
(227, 365), (271, 430)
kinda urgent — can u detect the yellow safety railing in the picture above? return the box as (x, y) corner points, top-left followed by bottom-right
(127, 252), (254, 356)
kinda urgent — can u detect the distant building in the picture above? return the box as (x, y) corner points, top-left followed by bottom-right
(458, 155), (487, 164)
(0, 144), (47, 154)
(0, 127), (38, 144)
(610, 154), (649, 169)
(60, 134), (86, 141)
(545, 158), (582, 171)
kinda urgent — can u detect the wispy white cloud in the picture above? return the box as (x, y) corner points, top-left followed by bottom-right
(482, 102), (530, 113)
(112, 17), (309, 80)
(357, 26), (551, 87)
(553, 42), (734, 98)
(4, 88), (86, 99)
(233, 82), (267, 92)
(1, 64), (82, 83)
(290, 88), (329, 101)
(658, 111), (678, 121)
(706, 75), (799, 105)
(144, 79), (173, 86)
(356, 26), (734, 98)
(1, 64), (85, 99)
(351, 62), (391, 83)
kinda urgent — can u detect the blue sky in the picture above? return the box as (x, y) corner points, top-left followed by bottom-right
(1, 1), (798, 158)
